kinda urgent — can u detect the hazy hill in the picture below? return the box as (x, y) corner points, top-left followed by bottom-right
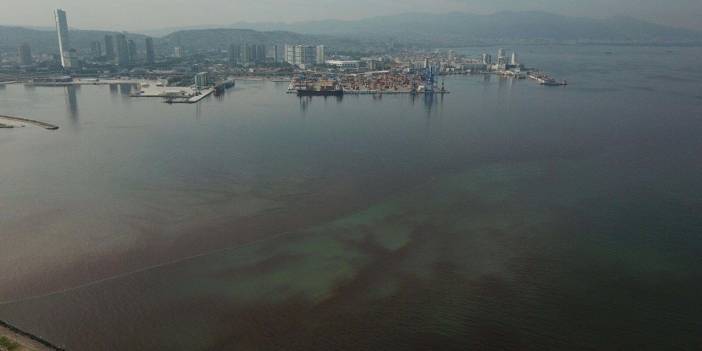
(0, 26), (146, 54)
(159, 28), (342, 50)
(229, 11), (702, 45)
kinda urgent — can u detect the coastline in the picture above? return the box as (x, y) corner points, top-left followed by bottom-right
(0, 320), (66, 351)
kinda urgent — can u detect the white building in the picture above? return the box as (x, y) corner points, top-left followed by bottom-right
(285, 44), (323, 67)
(194, 72), (209, 89)
(325, 60), (360, 69)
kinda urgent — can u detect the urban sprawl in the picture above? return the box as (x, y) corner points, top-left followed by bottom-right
(1, 9), (567, 104)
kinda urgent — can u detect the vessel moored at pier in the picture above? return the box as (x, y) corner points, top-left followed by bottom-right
(296, 79), (344, 96)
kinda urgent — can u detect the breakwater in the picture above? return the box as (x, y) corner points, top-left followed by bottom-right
(0, 115), (59, 130)
(0, 320), (66, 351)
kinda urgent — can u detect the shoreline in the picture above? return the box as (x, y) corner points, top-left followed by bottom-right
(0, 320), (66, 351)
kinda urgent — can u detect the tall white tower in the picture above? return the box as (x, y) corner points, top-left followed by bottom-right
(511, 51), (518, 65)
(54, 9), (72, 69)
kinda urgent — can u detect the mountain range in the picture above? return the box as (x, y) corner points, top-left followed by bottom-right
(227, 11), (702, 44)
(1, 11), (700, 55)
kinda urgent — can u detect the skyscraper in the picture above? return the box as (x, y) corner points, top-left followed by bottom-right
(229, 44), (241, 65)
(91, 41), (102, 57)
(104, 35), (115, 59)
(54, 9), (72, 69)
(115, 34), (130, 66)
(497, 48), (507, 66)
(255, 45), (266, 64)
(285, 45), (317, 67)
(241, 45), (253, 64)
(273, 45), (283, 64)
(481, 53), (492, 65)
(145, 37), (155, 64)
(510, 51), (518, 66)
(18, 43), (32, 65)
(174, 47), (184, 58)
(315, 45), (325, 65)
(128, 40), (137, 64)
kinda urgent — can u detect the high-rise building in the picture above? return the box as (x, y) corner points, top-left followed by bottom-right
(54, 9), (72, 69)
(255, 45), (266, 63)
(241, 45), (252, 64)
(194, 72), (209, 89)
(127, 40), (137, 64)
(115, 34), (130, 66)
(229, 44), (241, 65)
(145, 37), (155, 64)
(174, 46), (184, 58)
(240, 44), (266, 64)
(104, 35), (115, 59)
(481, 53), (492, 65)
(496, 48), (507, 66)
(315, 45), (325, 65)
(510, 51), (518, 66)
(18, 43), (32, 65)
(285, 45), (318, 67)
(273, 45), (283, 63)
(90, 41), (102, 57)
(284, 45), (295, 65)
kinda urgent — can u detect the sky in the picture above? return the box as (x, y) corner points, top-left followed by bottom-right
(1, 0), (701, 32)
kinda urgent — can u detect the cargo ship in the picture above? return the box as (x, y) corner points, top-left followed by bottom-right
(296, 79), (344, 96)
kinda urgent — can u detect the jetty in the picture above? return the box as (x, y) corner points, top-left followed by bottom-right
(163, 88), (215, 104)
(0, 115), (59, 130)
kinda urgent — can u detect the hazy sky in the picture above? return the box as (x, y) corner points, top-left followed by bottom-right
(2, 0), (701, 31)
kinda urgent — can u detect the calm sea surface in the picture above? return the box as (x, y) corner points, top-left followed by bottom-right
(1, 45), (701, 350)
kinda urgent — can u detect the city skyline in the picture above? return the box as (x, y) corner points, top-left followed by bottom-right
(1, 0), (701, 32)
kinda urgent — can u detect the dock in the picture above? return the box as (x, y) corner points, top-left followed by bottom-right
(164, 88), (215, 104)
(0, 115), (59, 130)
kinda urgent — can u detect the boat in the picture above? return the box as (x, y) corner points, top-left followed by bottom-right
(540, 78), (568, 86)
(296, 79), (344, 96)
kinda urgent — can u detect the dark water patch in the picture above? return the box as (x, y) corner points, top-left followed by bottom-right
(218, 253), (305, 280)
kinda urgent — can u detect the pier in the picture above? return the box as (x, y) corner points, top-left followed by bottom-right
(164, 88), (215, 103)
(0, 115), (59, 130)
